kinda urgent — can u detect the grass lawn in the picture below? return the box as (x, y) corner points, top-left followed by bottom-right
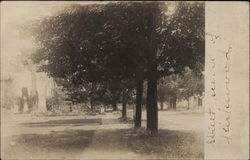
(4, 128), (203, 159)
(2, 111), (204, 159)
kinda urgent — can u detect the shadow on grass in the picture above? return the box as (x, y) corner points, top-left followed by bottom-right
(3, 129), (95, 159)
(128, 129), (204, 159)
(90, 129), (204, 159)
(4, 128), (203, 159)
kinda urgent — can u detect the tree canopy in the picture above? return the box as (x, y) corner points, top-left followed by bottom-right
(26, 2), (205, 135)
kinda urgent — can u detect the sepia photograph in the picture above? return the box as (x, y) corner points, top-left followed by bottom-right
(1, 1), (248, 160)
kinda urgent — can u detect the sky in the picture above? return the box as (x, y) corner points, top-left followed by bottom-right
(1, 1), (107, 77)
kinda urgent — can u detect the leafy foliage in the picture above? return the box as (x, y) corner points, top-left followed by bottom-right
(158, 67), (204, 103)
(25, 2), (205, 132)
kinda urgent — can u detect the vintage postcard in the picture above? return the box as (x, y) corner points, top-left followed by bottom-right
(1, 1), (249, 159)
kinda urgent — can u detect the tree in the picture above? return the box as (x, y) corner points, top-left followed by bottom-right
(145, 2), (204, 134)
(27, 2), (148, 128)
(178, 68), (204, 109)
(158, 68), (204, 111)
(158, 75), (180, 110)
(26, 2), (204, 135)
(102, 2), (148, 128)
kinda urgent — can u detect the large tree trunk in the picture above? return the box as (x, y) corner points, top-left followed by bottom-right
(168, 97), (172, 110)
(112, 99), (117, 111)
(122, 89), (127, 119)
(160, 99), (164, 110)
(146, 6), (158, 136)
(146, 73), (158, 135)
(90, 97), (94, 111)
(90, 83), (95, 111)
(135, 78), (143, 128)
(169, 96), (174, 110)
(173, 96), (177, 110)
(187, 98), (190, 110)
